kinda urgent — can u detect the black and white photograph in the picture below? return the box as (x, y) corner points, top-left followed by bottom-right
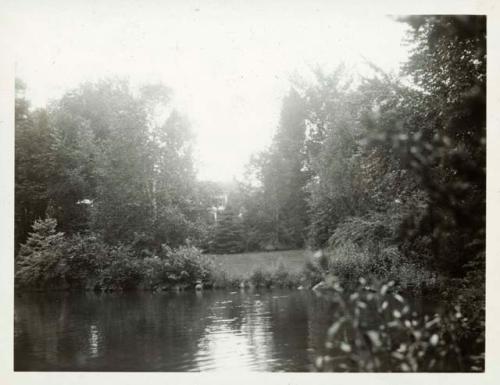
(1, 0), (498, 382)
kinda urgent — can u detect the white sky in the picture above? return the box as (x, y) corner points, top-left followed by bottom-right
(2, 0), (411, 182)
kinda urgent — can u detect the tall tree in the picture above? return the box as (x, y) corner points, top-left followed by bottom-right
(301, 69), (367, 247)
(249, 88), (310, 249)
(15, 80), (54, 249)
(397, 16), (486, 274)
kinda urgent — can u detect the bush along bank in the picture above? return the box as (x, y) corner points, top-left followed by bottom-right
(302, 247), (445, 296)
(15, 218), (305, 292)
(15, 217), (445, 293)
(300, 209), (449, 296)
(15, 218), (218, 292)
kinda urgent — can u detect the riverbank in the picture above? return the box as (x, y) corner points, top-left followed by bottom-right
(15, 223), (444, 293)
(206, 248), (444, 294)
(14, 219), (446, 294)
(15, 236), (484, 371)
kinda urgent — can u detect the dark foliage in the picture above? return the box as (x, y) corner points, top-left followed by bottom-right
(209, 205), (245, 254)
(315, 277), (484, 372)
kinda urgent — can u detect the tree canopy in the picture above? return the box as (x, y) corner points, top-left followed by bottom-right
(16, 15), (485, 283)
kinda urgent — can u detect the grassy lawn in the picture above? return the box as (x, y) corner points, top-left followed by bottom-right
(207, 249), (312, 278)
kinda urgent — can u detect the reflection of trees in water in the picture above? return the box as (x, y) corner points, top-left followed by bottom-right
(266, 293), (308, 370)
(305, 294), (337, 366)
(265, 292), (334, 371)
(89, 291), (216, 370)
(15, 293), (76, 370)
(15, 292), (216, 370)
(14, 290), (336, 371)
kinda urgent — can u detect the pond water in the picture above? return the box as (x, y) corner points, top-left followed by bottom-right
(14, 289), (434, 372)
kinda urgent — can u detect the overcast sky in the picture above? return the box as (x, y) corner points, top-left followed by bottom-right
(3, 0), (411, 182)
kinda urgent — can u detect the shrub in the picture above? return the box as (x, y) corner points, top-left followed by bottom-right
(447, 252), (485, 342)
(207, 266), (241, 289)
(327, 211), (395, 251)
(97, 244), (142, 291)
(15, 220), (222, 292)
(303, 209), (440, 290)
(315, 277), (484, 372)
(386, 260), (440, 291)
(140, 256), (166, 290)
(62, 233), (109, 289)
(162, 245), (215, 284)
(302, 251), (329, 288)
(248, 262), (302, 289)
(302, 244), (377, 288)
(141, 245), (218, 290)
(272, 262), (301, 288)
(249, 268), (273, 288)
(15, 218), (66, 289)
(328, 241), (374, 282)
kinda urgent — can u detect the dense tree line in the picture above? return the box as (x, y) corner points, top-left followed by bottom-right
(229, 16), (485, 283)
(16, 16), (485, 295)
(15, 80), (221, 255)
(15, 79), (232, 289)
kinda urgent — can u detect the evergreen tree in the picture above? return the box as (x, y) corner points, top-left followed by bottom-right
(15, 218), (66, 289)
(209, 205), (244, 254)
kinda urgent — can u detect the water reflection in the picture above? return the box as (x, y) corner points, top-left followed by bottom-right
(194, 294), (275, 371)
(15, 290), (335, 371)
(88, 325), (100, 358)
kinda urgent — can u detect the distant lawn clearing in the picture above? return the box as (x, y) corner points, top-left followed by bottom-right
(206, 249), (312, 278)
